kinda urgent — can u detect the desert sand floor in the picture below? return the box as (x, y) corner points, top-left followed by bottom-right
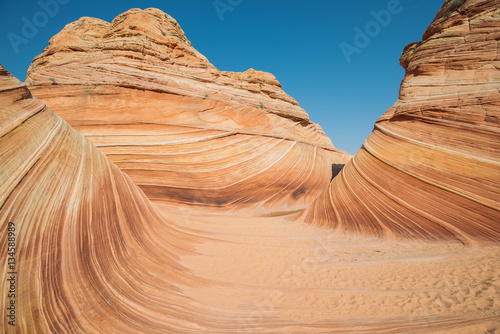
(156, 204), (500, 333)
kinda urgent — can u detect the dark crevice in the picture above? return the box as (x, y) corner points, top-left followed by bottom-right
(331, 163), (345, 181)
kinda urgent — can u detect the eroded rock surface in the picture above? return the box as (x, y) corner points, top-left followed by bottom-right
(1, 0), (499, 332)
(301, 0), (500, 243)
(1, 68), (499, 333)
(25, 8), (350, 214)
(0, 65), (203, 333)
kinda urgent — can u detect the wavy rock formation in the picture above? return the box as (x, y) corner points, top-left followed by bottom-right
(0, 65), (206, 332)
(2, 66), (499, 333)
(301, 0), (500, 243)
(25, 8), (350, 214)
(1, 0), (500, 332)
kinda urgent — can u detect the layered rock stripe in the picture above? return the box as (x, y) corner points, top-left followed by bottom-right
(301, 0), (500, 243)
(25, 8), (350, 214)
(1, 0), (499, 332)
(0, 65), (204, 332)
(1, 69), (499, 333)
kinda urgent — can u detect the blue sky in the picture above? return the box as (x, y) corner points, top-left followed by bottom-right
(0, 0), (444, 155)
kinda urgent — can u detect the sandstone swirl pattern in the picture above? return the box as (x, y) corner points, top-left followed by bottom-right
(25, 8), (350, 214)
(301, 0), (500, 243)
(0, 0), (500, 333)
(1, 67), (499, 333)
(0, 66), (204, 332)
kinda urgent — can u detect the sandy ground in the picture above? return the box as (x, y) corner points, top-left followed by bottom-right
(156, 204), (500, 333)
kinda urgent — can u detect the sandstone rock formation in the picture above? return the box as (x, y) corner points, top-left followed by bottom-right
(0, 65), (200, 332)
(301, 0), (500, 243)
(1, 0), (500, 332)
(25, 8), (350, 214)
(2, 67), (499, 333)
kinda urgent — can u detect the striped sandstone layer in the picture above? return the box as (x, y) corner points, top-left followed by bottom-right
(1, 67), (499, 333)
(0, 65), (203, 332)
(300, 0), (500, 243)
(25, 8), (350, 214)
(1, 0), (500, 330)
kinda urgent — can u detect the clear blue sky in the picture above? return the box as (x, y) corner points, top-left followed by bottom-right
(0, 0), (443, 155)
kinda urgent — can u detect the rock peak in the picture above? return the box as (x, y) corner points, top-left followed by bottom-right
(25, 8), (351, 212)
(302, 0), (500, 242)
(27, 7), (312, 120)
(108, 8), (195, 49)
(39, 7), (211, 67)
(421, 0), (497, 40)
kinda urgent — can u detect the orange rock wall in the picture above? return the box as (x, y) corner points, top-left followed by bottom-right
(25, 8), (350, 214)
(301, 0), (500, 242)
(0, 66), (206, 332)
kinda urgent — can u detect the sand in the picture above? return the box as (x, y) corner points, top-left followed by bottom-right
(157, 203), (500, 333)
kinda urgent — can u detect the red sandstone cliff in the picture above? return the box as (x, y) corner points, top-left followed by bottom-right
(0, 65), (206, 332)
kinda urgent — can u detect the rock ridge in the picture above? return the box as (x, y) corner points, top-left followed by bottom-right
(300, 0), (500, 243)
(27, 8), (307, 119)
(25, 8), (351, 213)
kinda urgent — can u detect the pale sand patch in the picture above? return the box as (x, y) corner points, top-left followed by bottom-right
(158, 203), (500, 333)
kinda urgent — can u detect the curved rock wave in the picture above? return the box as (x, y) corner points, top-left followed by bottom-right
(0, 65), (206, 333)
(5, 66), (498, 333)
(0, 1), (499, 332)
(25, 8), (350, 213)
(300, 0), (500, 242)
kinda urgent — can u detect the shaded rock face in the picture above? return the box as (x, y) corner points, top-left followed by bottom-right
(25, 8), (350, 213)
(301, 0), (500, 243)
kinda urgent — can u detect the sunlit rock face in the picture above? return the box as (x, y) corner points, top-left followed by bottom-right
(0, 65), (203, 333)
(25, 8), (351, 214)
(301, 0), (500, 243)
(1, 62), (499, 334)
(1, 1), (500, 332)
